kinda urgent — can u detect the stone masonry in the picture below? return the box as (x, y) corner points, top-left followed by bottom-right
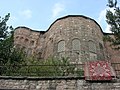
(14, 15), (120, 64)
(0, 76), (120, 90)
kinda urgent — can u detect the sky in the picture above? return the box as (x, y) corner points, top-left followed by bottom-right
(0, 0), (119, 33)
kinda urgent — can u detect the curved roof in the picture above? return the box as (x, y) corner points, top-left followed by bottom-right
(15, 26), (45, 34)
(15, 15), (106, 34)
(46, 15), (104, 34)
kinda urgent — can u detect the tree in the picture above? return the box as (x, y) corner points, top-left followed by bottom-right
(106, 0), (120, 49)
(107, 0), (117, 8)
(0, 14), (26, 75)
(0, 13), (11, 64)
(0, 13), (10, 41)
(0, 14), (25, 65)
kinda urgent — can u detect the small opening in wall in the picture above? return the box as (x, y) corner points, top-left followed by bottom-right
(30, 40), (35, 46)
(15, 36), (19, 39)
(20, 37), (24, 39)
(20, 37), (24, 42)
(92, 29), (94, 34)
(25, 38), (29, 42)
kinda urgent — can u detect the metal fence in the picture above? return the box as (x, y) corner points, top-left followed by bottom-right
(0, 63), (120, 77)
(0, 64), (84, 77)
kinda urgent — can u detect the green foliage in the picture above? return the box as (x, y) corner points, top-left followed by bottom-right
(0, 49), (26, 75)
(0, 13), (25, 65)
(107, 0), (117, 8)
(0, 14), (27, 75)
(17, 57), (75, 77)
(106, 0), (120, 49)
(0, 13), (13, 65)
(0, 14), (84, 77)
(1, 57), (84, 77)
(0, 13), (10, 41)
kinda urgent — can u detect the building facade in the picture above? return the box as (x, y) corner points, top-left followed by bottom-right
(14, 15), (120, 64)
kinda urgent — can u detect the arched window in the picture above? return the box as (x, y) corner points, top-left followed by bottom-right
(88, 40), (96, 53)
(25, 38), (29, 42)
(30, 40), (35, 46)
(57, 40), (65, 52)
(88, 40), (97, 60)
(72, 39), (80, 51)
(71, 39), (81, 63)
(25, 38), (29, 44)
(99, 43), (104, 60)
(99, 43), (103, 50)
(20, 37), (24, 42)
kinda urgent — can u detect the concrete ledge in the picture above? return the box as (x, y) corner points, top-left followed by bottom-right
(0, 88), (25, 90)
(0, 76), (120, 90)
(0, 76), (85, 80)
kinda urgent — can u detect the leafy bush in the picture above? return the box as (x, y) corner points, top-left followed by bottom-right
(1, 56), (84, 77)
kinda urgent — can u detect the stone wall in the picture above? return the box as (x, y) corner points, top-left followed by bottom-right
(13, 15), (120, 74)
(0, 76), (120, 90)
(14, 27), (45, 59)
(44, 16), (105, 62)
(14, 15), (107, 63)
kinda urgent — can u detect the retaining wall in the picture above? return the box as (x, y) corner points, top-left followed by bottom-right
(0, 76), (120, 90)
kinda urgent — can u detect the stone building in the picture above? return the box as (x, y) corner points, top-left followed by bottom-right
(14, 15), (120, 64)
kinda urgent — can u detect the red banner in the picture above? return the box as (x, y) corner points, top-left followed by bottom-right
(84, 61), (116, 81)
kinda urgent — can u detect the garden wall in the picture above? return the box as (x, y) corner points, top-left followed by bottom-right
(0, 76), (120, 90)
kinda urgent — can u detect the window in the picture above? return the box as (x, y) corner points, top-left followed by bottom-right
(72, 39), (80, 51)
(72, 39), (81, 63)
(20, 37), (24, 42)
(15, 36), (19, 39)
(99, 43), (104, 60)
(88, 40), (97, 60)
(37, 52), (42, 59)
(57, 40), (65, 52)
(30, 40), (35, 46)
(88, 40), (96, 53)
(25, 38), (29, 42)
(99, 43), (103, 50)
(25, 38), (29, 44)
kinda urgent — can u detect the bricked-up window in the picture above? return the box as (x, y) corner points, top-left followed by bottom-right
(99, 43), (103, 50)
(58, 40), (65, 52)
(88, 40), (97, 60)
(99, 43), (104, 60)
(88, 40), (96, 53)
(72, 39), (80, 51)
(20, 37), (24, 42)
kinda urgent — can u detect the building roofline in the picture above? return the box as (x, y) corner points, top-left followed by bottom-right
(15, 15), (107, 35)
(46, 15), (105, 34)
(15, 26), (46, 34)
(103, 32), (113, 35)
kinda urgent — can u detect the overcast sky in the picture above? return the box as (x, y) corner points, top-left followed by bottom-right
(1, 0), (119, 33)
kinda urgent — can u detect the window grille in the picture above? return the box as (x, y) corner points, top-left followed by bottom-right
(72, 39), (80, 51)
(58, 40), (65, 52)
